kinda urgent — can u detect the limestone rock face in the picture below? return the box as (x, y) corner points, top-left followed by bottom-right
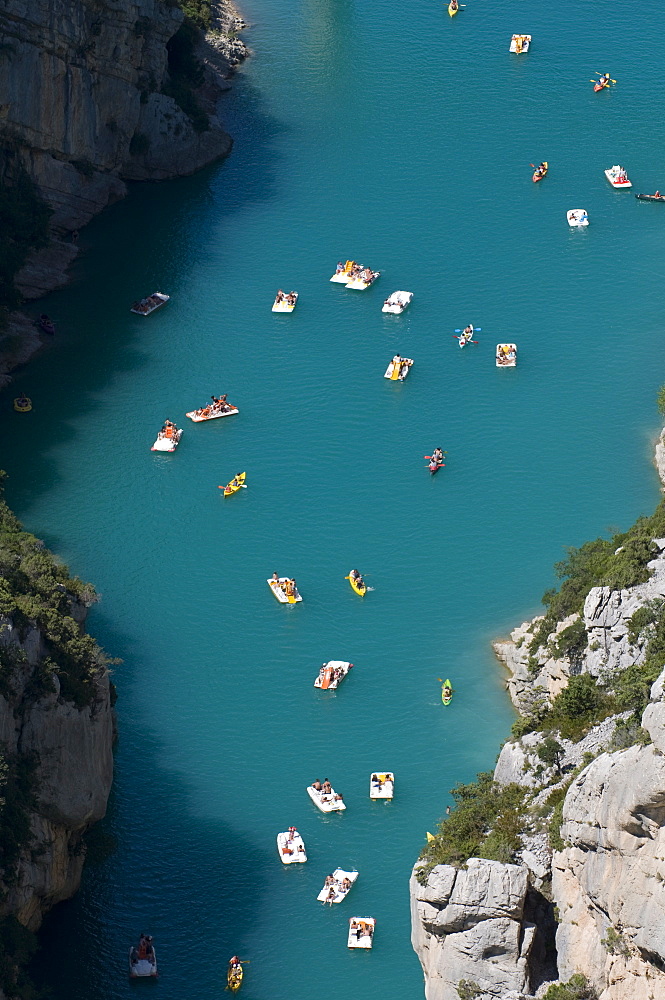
(410, 859), (534, 1000)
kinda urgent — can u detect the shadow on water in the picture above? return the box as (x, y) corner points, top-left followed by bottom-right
(1, 68), (283, 523)
(31, 611), (270, 1000)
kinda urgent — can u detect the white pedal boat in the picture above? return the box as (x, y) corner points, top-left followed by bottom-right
(317, 868), (358, 904)
(369, 772), (394, 799)
(346, 269), (379, 290)
(496, 344), (517, 367)
(509, 34), (531, 53)
(567, 209), (589, 227)
(314, 660), (353, 689)
(272, 291), (298, 312)
(330, 260), (359, 283)
(277, 828), (307, 864)
(307, 782), (346, 812)
(605, 165), (632, 189)
(384, 356), (413, 381)
(130, 292), (169, 316)
(382, 291), (413, 314)
(129, 942), (157, 978)
(268, 577), (302, 604)
(186, 403), (239, 421)
(151, 423), (182, 452)
(348, 918), (375, 949)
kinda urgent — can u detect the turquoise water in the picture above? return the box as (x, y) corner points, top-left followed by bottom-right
(4, 0), (665, 996)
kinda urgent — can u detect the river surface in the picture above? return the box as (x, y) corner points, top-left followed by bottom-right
(4, 0), (665, 996)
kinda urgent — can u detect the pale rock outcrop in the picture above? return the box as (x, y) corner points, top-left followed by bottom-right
(410, 859), (534, 1000)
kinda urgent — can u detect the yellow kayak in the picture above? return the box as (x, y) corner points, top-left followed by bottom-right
(220, 472), (246, 496)
(347, 571), (367, 596)
(448, 2), (458, 15)
(227, 966), (243, 991)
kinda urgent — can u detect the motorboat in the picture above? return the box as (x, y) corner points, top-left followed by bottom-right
(317, 868), (358, 904)
(314, 660), (353, 689)
(272, 291), (298, 312)
(151, 421), (182, 452)
(130, 292), (170, 315)
(276, 828), (307, 863)
(496, 344), (517, 367)
(348, 918), (375, 949)
(186, 399), (238, 421)
(509, 34), (531, 53)
(220, 472), (246, 496)
(346, 570), (367, 596)
(605, 165), (632, 189)
(567, 209), (589, 227)
(636, 192), (665, 203)
(532, 161), (548, 182)
(129, 936), (157, 978)
(346, 268), (380, 290)
(369, 772), (394, 799)
(267, 577), (302, 604)
(384, 356), (413, 381)
(382, 291), (413, 314)
(331, 260), (357, 283)
(307, 782), (346, 812)
(13, 396), (32, 412)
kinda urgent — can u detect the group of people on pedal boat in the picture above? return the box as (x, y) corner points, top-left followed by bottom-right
(271, 572), (298, 598)
(311, 778), (344, 804)
(130, 934), (155, 966)
(323, 872), (354, 903)
(389, 355), (413, 378)
(496, 344), (516, 365)
(274, 289), (297, 306)
(317, 663), (348, 684)
(350, 919), (374, 940)
(336, 261), (375, 283)
(131, 294), (164, 314)
(282, 827), (306, 856)
(156, 420), (179, 441)
(193, 394), (235, 419)
(371, 773), (391, 791)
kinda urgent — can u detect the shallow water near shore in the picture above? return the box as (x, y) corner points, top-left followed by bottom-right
(4, 0), (665, 996)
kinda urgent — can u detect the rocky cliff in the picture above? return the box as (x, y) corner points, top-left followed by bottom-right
(411, 429), (665, 1000)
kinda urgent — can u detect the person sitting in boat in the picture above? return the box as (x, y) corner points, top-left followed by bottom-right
(443, 684), (452, 699)
(229, 956), (242, 971)
(229, 475), (242, 489)
(322, 778), (332, 794)
(450, 0), (458, 9)
(341, 877), (352, 892)
(276, 289), (285, 302)
(350, 568), (365, 588)
(326, 886), (336, 904)
(598, 73), (610, 88)
(312, 778), (322, 791)
(655, 191), (661, 198)
(284, 578), (295, 597)
(324, 874), (335, 887)
(335, 261), (345, 274)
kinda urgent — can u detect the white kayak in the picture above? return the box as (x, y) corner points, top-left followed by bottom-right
(272, 292), (298, 312)
(130, 292), (169, 316)
(267, 578), (302, 603)
(382, 291), (413, 314)
(185, 404), (238, 422)
(384, 356), (413, 380)
(330, 260), (359, 283)
(567, 209), (589, 227)
(151, 425), (183, 452)
(348, 917), (375, 949)
(457, 327), (476, 348)
(605, 165), (632, 189)
(314, 660), (353, 689)
(129, 946), (157, 978)
(276, 829), (307, 864)
(307, 782), (346, 812)
(346, 269), (379, 290)
(317, 868), (358, 904)
(496, 344), (517, 367)
(509, 34), (531, 53)
(369, 772), (394, 799)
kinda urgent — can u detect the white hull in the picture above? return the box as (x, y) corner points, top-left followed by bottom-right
(129, 948), (157, 977)
(605, 166), (632, 188)
(317, 868), (358, 904)
(509, 34), (531, 52)
(567, 209), (589, 227)
(151, 427), (183, 452)
(496, 344), (517, 367)
(369, 772), (394, 799)
(384, 357), (413, 380)
(307, 783), (346, 812)
(130, 292), (170, 316)
(314, 660), (353, 689)
(346, 271), (379, 290)
(277, 830), (307, 863)
(186, 406), (238, 422)
(382, 291), (413, 314)
(272, 293), (298, 312)
(348, 918), (375, 949)
(330, 270), (355, 283)
(267, 578), (302, 603)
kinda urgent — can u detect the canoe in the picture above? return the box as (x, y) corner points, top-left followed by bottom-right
(348, 918), (375, 949)
(636, 193), (665, 202)
(267, 577), (302, 604)
(567, 209), (589, 228)
(347, 572), (367, 596)
(369, 772), (394, 799)
(130, 292), (169, 316)
(272, 292), (298, 312)
(221, 472), (246, 496)
(317, 868), (358, 904)
(532, 161), (548, 182)
(509, 34), (531, 53)
(448, 2), (458, 16)
(441, 679), (453, 705)
(496, 344), (517, 367)
(314, 660), (353, 689)
(307, 782), (346, 812)
(186, 404), (238, 422)
(605, 166), (632, 188)
(227, 966), (243, 991)
(276, 829), (307, 863)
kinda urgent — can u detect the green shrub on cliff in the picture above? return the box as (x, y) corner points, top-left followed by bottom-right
(542, 973), (598, 1000)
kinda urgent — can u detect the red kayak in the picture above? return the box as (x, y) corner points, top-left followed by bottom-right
(532, 161), (548, 182)
(594, 79), (611, 92)
(425, 455), (445, 475)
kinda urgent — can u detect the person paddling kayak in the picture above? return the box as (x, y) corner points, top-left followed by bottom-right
(431, 448), (444, 465)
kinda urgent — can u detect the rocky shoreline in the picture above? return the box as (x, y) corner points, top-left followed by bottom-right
(410, 428), (665, 1000)
(0, 0), (248, 387)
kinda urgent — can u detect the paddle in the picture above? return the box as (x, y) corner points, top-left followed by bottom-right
(424, 453), (447, 459)
(454, 327), (481, 333)
(218, 484), (248, 490)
